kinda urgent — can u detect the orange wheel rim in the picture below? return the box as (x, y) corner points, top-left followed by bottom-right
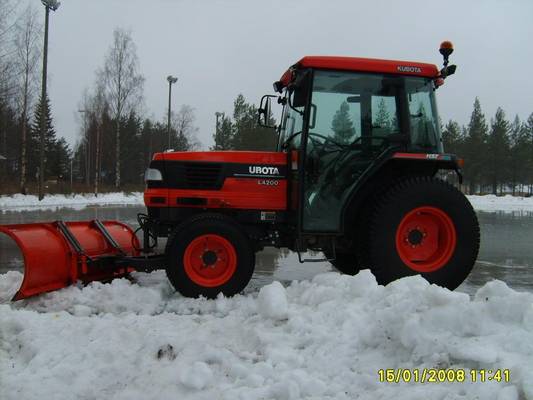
(183, 234), (237, 287)
(395, 206), (457, 273)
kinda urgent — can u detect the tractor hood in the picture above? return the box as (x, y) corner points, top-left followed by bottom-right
(145, 150), (288, 211)
(153, 151), (286, 165)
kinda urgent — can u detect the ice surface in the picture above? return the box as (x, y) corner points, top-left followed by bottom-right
(1, 270), (532, 399)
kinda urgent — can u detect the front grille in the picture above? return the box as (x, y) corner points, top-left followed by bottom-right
(159, 161), (224, 190)
(183, 163), (222, 189)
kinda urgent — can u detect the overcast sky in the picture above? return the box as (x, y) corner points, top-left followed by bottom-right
(19, 0), (533, 148)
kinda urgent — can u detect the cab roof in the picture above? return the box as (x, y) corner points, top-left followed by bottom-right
(278, 56), (439, 89)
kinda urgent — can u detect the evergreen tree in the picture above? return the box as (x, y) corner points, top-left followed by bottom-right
(231, 94), (276, 151)
(374, 98), (391, 129)
(119, 112), (142, 184)
(508, 116), (529, 195)
(463, 98), (489, 194)
(212, 113), (234, 150)
(442, 120), (463, 155)
(29, 94), (69, 180)
(487, 108), (511, 195)
(522, 113), (533, 195)
(331, 101), (355, 144)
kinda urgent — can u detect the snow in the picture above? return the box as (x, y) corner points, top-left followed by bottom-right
(257, 281), (289, 320)
(0, 192), (143, 212)
(1, 270), (532, 400)
(1, 192), (533, 213)
(467, 194), (533, 213)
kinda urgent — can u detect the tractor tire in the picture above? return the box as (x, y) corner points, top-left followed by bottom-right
(165, 214), (255, 298)
(324, 250), (361, 275)
(365, 176), (479, 290)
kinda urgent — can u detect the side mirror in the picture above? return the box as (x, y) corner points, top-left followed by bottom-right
(258, 95), (277, 128)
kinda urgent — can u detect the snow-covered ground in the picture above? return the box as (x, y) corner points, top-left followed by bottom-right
(1, 192), (533, 213)
(0, 192), (143, 212)
(468, 194), (533, 213)
(1, 270), (532, 400)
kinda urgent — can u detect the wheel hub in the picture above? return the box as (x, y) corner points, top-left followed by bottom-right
(407, 229), (424, 246)
(202, 250), (218, 267)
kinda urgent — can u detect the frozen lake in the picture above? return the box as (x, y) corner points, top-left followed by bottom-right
(1, 205), (532, 295)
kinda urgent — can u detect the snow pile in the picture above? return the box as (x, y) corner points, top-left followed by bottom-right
(257, 280), (289, 320)
(0, 270), (23, 302)
(1, 270), (532, 400)
(0, 192), (143, 212)
(467, 194), (533, 213)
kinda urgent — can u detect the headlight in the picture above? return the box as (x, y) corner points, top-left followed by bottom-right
(144, 168), (163, 182)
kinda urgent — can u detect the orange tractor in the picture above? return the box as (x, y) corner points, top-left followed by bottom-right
(1, 42), (479, 301)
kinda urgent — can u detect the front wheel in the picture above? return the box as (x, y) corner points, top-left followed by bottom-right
(365, 177), (480, 290)
(165, 214), (255, 298)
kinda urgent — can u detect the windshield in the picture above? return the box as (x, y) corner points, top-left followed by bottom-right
(309, 70), (442, 152)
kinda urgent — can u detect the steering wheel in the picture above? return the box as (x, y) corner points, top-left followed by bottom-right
(308, 132), (344, 147)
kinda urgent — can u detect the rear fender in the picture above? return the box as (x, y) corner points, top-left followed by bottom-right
(340, 152), (462, 238)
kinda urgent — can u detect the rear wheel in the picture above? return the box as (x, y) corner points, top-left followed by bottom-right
(365, 177), (479, 290)
(324, 249), (361, 275)
(165, 214), (255, 298)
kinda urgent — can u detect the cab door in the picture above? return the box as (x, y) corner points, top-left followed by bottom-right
(301, 70), (402, 233)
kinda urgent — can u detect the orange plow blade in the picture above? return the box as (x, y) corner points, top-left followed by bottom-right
(0, 220), (140, 301)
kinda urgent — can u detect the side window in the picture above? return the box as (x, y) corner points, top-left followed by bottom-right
(310, 92), (361, 144)
(406, 79), (439, 150)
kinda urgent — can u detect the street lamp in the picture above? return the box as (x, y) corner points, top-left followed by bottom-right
(167, 75), (178, 149)
(215, 112), (223, 149)
(38, 0), (60, 200)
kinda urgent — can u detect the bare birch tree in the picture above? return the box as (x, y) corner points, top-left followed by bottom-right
(89, 80), (106, 196)
(0, 0), (18, 102)
(172, 105), (201, 151)
(14, 5), (41, 193)
(100, 28), (144, 188)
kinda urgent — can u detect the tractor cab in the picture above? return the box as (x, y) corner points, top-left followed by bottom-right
(258, 45), (458, 238)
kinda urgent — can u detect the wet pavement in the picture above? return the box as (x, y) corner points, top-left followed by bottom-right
(1, 206), (532, 296)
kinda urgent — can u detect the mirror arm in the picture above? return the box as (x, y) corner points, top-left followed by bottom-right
(287, 90), (304, 116)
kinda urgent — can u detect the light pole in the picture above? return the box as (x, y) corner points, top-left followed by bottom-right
(167, 75), (178, 149)
(215, 112), (223, 150)
(38, 0), (60, 201)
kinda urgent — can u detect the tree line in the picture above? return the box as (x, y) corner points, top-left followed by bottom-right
(212, 94), (277, 151)
(443, 98), (533, 195)
(0, 3), (72, 193)
(1, 1), (532, 197)
(0, 1), (200, 195)
(74, 28), (199, 195)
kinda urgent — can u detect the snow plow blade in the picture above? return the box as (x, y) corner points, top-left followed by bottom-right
(0, 220), (141, 301)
